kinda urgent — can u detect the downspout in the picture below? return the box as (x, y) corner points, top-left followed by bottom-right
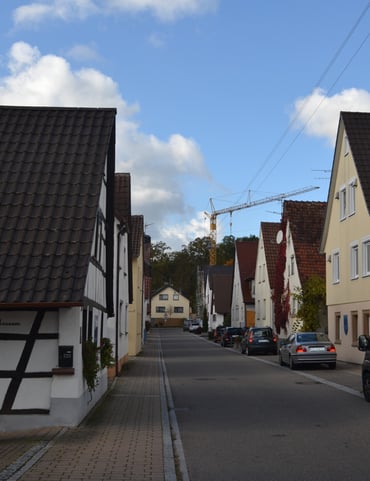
(115, 225), (120, 376)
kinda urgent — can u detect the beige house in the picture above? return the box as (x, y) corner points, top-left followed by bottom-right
(321, 111), (370, 364)
(151, 286), (190, 327)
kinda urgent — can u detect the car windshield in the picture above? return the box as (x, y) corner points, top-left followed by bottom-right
(253, 329), (271, 337)
(296, 332), (329, 343)
(227, 328), (242, 335)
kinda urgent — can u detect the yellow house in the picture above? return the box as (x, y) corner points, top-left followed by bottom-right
(151, 286), (190, 327)
(321, 111), (370, 364)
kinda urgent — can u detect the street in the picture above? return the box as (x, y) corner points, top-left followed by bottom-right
(159, 329), (370, 481)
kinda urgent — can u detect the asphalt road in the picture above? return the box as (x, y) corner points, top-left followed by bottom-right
(159, 329), (370, 481)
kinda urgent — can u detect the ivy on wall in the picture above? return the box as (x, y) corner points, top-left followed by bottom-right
(272, 222), (289, 335)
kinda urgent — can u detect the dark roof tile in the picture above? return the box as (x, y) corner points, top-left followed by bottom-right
(0, 106), (116, 307)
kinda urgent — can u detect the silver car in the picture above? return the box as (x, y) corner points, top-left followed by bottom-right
(279, 332), (337, 370)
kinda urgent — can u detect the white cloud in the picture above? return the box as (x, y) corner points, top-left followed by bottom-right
(160, 212), (210, 250)
(0, 41), (211, 250)
(66, 44), (100, 62)
(105, 0), (218, 22)
(13, 0), (218, 25)
(292, 87), (370, 146)
(13, 0), (99, 25)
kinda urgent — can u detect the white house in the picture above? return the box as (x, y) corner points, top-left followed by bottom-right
(254, 223), (280, 329)
(0, 107), (120, 431)
(231, 240), (258, 328)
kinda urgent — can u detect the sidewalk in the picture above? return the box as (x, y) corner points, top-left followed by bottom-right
(0, 330), (175, 481)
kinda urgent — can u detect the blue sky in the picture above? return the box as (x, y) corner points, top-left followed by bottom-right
(1, 0), (369, 251)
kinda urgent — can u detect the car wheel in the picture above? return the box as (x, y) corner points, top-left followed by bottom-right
(363, 373), (370, 402)
(289, 355), (297, 370)
(329, 362), (336, 370)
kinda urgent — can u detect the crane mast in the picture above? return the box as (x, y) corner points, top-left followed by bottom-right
(204, 185), (319, 265)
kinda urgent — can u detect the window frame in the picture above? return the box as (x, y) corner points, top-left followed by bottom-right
(362, 237), (370, 277)
(332, 250), (340, 284)
(350, 242), (359, 280)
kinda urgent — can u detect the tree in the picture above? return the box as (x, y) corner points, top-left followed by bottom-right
(293, 275), (326, 332)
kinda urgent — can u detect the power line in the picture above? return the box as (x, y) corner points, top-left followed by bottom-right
(242, 2), (370, 196)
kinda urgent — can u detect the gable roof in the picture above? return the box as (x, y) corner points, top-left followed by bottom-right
(235, 239), (258, 304)
(0, 106), (116, 308)
(321, 111), (370, 250)
(282, 200), (326, 283)
(208, 265), (233, 314)
(131, 215), (144, 259)
(260, 222), (280, 286)
(342, 111), (370, 210)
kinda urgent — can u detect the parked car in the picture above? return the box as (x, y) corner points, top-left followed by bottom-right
(213, 325), (225, 343)
(220, 327), (243, 347)
(241, 326), (277, 355)
(279, 331), (336, 370)
(183, 319), (191, 331)
(358, 334), (370, 401)
(189, 321), (202, 334)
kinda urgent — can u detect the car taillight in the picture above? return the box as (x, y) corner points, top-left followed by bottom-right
(327, 344), (336, 352)
(296, 345), (307, 353)
(273, 336), (277, 343)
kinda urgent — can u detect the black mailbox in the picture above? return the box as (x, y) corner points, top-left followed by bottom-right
(58, 346), (74, 368)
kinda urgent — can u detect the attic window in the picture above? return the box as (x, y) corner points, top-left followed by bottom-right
(339, 186), (346, 220)
(344, 135), (350, 156)
(348, 178), (357, 216)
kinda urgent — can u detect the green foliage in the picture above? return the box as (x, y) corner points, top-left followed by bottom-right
(150, 235), (258, 313)
(100, 337), (115, 368)
(82, 339), (99, 392)
(293, 275), (326, 332)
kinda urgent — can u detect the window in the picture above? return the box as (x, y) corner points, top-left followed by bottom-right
(344, 135), (350, 156)
(362, 311), (370, 336)
(350, 243), (359, 279)
(173, 293), (179, 301)
(174, 307), (183, 313)
(156, 306), (166, 313)
(335, 312), (341, 343)
(332, 250), (340, 283)
(348, 178), (356, 216)
(351, 311), (358, 346)
(290, 255), (295, 276)
(159, 294), (168, 300)
(339, 186), (346, 220)
(362, 238), (370, 277)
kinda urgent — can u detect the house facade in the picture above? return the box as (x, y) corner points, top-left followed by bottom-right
(205, 265), (233, 333)
(231, 240), (258, 328)
(0, 107), (122, 431)
(274, 201), (326, 338)
(128, 215), (145, 355)
(151, 286), (190, 327)
(254, 223), (280, 329)
(321, 111), (370, 364)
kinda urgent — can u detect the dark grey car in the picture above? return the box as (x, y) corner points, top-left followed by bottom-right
(358, 334), (370, 401)
(279, 332), (336, 370)
(241, 327), (277, 355)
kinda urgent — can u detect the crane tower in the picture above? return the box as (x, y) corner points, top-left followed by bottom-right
(204, 186), (319, 265)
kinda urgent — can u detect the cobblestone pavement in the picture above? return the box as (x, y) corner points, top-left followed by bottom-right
(0, 331), (173, 481)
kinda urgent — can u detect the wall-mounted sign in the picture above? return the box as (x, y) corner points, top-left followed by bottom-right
(58, 346), (74, 368)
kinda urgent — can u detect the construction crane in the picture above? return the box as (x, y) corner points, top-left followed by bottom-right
(204, 185), (319, 265)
